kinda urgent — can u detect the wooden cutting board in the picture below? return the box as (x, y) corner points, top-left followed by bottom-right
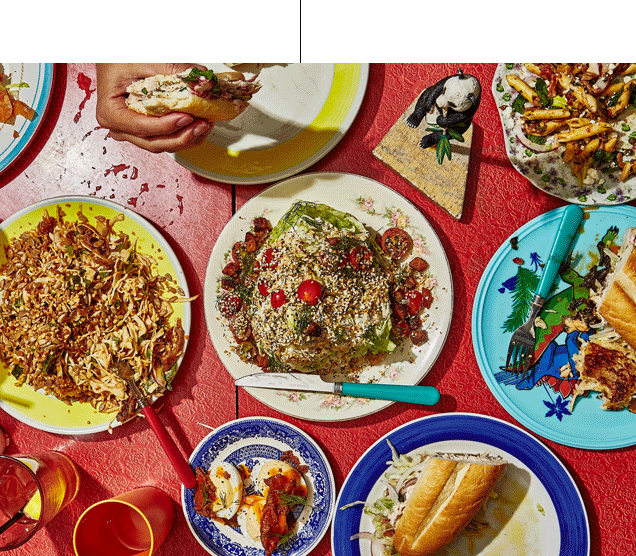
(373, 97), (473, 220)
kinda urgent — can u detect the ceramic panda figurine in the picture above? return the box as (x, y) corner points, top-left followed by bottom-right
(406, 69), (481, 149)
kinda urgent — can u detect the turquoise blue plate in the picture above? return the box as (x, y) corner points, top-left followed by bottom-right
(0, 63), (55, 174)
(473, 205), (636, 449)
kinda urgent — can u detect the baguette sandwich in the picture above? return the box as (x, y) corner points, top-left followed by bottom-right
(393, 454), (506, 556)
(125, 67), (261, 122)
(594, 227), (636, 351)
(569, 227), (636, 412)
(350, 446), (506, 556)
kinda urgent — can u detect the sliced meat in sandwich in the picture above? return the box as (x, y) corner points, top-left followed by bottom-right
(126, 67), (261, 122)
(571, 336), (636, 412)
(571, 226), (636, 413)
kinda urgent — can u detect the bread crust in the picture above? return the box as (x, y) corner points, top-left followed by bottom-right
(125, 71), (251, 122)
(393, 456), (506, 556)
(598, 282), (636, 351)
(598, 228), (636, 350)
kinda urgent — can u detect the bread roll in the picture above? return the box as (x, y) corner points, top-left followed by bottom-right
(393, 454), (506, 556)
(125, 68), (261, 122)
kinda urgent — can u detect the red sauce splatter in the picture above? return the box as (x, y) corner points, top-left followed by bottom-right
(140, 182), (149, 193)
(176, 195), (184, 215)
(82, 126), (103, 140)
(128, 197), (138, 207)
(104, 163), (130, 177)
(74, 73), (96, 123)
(130, 167), (139, 180)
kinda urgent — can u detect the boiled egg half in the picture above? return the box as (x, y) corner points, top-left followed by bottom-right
(208, 461), (244, 520)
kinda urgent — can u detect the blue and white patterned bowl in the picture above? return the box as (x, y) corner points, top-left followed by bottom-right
(182, 417), (335, 556)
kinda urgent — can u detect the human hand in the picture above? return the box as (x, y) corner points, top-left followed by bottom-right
(96, 63), (213, 153)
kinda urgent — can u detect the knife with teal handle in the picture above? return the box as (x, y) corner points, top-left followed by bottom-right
(337, 382), (440, 405)
(235, 372), (441, 406)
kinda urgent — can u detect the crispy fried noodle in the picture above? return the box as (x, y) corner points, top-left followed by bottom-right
(0, 206), (191, 423)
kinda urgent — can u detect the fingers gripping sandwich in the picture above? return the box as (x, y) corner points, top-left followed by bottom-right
(126, 67), (261, 122)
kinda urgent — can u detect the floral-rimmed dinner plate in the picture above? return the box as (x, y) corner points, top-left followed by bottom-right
(0, 63), (55, 175)
(492, 62), (636, 205)
(0, 196), (191, 435)
(174, 64), (368, 184)
(182, 417), (335, 556)
(203, 172), (453, 422)
(333, 413), (589, 556)
(473, 204), (636, 449)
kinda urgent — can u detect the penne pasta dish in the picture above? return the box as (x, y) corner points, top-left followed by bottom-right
(496, 63), (636, 190)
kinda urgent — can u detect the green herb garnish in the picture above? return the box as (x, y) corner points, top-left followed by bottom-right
(593, 149), (616, 165)
(526, 134), (546, 145)
(181, 67), (218, 84)
(277, 493), (308, 507)
(534, 78), (550, 107)
(511, 94), (526, 114)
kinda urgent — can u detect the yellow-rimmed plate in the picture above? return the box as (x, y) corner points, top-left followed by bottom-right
(173, 64), (368, 184)
(0, 196), (191, 435)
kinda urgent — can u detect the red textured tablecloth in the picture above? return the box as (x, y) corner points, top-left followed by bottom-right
(0, 64), (634, 556)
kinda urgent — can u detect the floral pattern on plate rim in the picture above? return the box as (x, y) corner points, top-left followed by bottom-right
(225, 195), (439, 411)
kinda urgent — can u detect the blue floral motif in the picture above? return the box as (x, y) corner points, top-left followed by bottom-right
(543, 395), (572, 421)
(183, 418), (334, 556)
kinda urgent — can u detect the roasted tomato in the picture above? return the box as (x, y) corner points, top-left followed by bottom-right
(218, 294), (242, 317)
(380, 228), (413, 261)
(405, 290), (423, 315)
(271, 290), (287, 308)
(409, 257), (429, 272)
(349, 246), (373, 270)
(297, 280), (322, 305)
(421, 287), (434, 309)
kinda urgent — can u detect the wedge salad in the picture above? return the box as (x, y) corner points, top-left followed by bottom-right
(217, 201), (434, 375)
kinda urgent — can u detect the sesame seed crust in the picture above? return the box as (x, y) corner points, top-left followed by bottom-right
(248, 222), (392, 373)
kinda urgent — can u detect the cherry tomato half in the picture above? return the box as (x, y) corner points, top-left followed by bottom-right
(218, 294), (242, 317)
(258, 281), (269, 296)
(297, 280), (322, 305)
(261, 248), (278, 270)
(271, 290), (287, 308)
(380, 228), (413, 261)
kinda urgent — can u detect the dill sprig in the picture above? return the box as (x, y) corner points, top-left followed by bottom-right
(267, 353), (287, 372)
(278, 493), (308, 507)
(293, 306), (314, 336)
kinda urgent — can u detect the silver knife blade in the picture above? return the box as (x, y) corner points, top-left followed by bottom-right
(235, 373), (338, 394)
